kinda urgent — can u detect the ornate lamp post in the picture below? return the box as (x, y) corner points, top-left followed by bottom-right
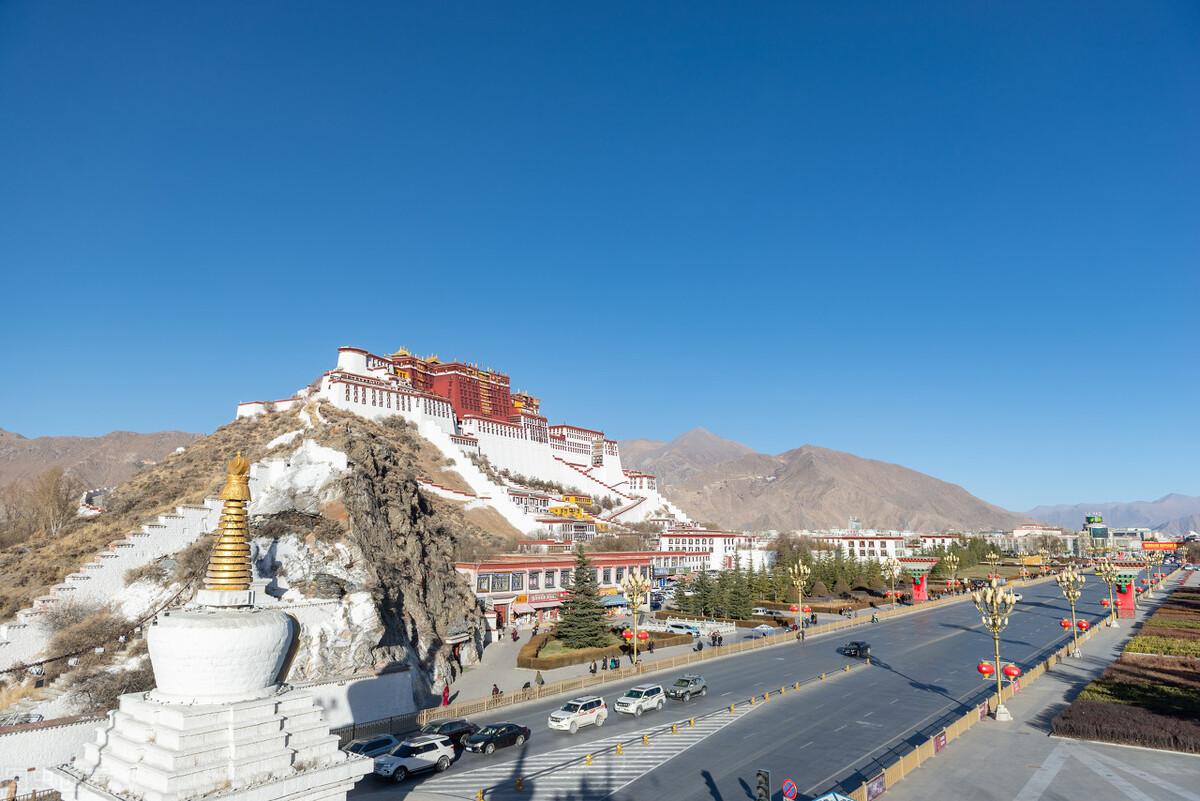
(881, 557), (903, 609)
(1037, 547), (1050, 577)
(621, 570), (651, 665)
(788, 560), (812, 627)
(1055, 565), (1085, 657)
(985, 550), (1001, 579)
(942, 553), (960, 595)
(973, 577), (1019, 721)
(1095, 558), (1119, 628)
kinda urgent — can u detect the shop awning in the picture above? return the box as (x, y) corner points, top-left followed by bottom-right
(599, 594), (628, 607)
(530, 599), (562, 609)
(511, 602), (535, 614)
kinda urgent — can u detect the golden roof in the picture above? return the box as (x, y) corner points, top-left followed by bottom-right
(205, 452), (253, 592)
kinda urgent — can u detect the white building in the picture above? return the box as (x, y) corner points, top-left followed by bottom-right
(812, 534), (909, 562)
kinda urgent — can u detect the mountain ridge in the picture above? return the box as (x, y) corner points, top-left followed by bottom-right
(1026, 494), (1200, 536)
(620, 428), (1029, 532)
(0, 428), (203, 489)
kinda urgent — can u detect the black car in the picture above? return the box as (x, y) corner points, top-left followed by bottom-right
(419, 718), (479, 748)
(462, 722), (531, 755)
(839, 641), (871, 658)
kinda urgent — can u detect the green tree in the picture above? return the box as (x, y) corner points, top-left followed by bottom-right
(832, 577), (851, 597)
(726, 560), (753, 619)
(811, 579), (830, 597)
(693, 571), (718, 617)
(555, 547), (609, 648)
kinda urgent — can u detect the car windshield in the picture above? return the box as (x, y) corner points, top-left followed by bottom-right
(419, 723), (440, 734)
(561, 702), (582, 713)
(673, 679), (691, 688)
(477, 726), (502, 736)
(624, 690), (644, 699)
(389, 744), (416, 758)
(346, 742), (375, 754)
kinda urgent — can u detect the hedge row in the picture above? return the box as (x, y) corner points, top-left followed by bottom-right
(1126, 634), (1200, 658)
(1051, 698), (1200, 753)
(515, 631), (692, 670)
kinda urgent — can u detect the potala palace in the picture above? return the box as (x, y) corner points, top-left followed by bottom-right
(237, 345), (689, 536)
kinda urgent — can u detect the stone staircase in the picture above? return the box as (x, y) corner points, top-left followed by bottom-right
(0, 499), (223, 672)
(552, 456), (634, 502)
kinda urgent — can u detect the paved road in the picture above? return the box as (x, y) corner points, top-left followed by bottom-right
(351, 569), (1147, 801)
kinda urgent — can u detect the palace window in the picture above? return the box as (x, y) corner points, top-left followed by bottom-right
(529, 572), (540, 590)
(544, 571), (556, 589)
(476, 575), (490, 593)
(616, 566), (625, 582)
(561, 569), (571, 585)
(603, 567), (612, 584)
(510, 572), (524, 591)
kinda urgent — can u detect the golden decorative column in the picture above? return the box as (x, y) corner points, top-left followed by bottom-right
(198, 452), (255, 606)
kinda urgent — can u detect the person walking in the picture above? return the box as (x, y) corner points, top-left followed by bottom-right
(717, 633), (724, 647)
(491, 684), (501, 697)
(590, 660), (597, 675)
(442, 683), (450, 706)
(535, 671), (545, 687)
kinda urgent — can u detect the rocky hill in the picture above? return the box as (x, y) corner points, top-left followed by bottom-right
(1026, 493), (1200, 535)
(621, 430), (1027, 532)
(0, 427), (201, 489)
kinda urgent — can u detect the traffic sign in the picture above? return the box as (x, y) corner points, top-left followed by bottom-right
(782, 778), (798, 800)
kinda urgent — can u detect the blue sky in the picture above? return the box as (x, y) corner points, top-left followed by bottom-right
(1, 2), (1196, 511)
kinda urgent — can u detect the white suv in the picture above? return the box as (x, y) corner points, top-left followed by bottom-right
(373, 735), (455, 782)
(548, 696), (607, 734)
(614, 684), (666, 717)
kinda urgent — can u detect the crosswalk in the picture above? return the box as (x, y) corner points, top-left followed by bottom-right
(413, 703), (763, 801)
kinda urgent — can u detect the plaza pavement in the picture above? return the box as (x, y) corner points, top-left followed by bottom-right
(883, 570), (1198, 801)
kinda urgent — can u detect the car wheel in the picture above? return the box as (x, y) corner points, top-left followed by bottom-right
(682, 692), (691, 702)
(595, 715), (605, 727)
(392, 767), (408, 783)
(569, 722), (578, 735)
(515, 734), (525, 746)
(699, 686), (707, 696)
(485, 743), (495, 755)
(436, 756), (450, 772)
(656, 699), (664, 711)
(634, 706), (642, 717)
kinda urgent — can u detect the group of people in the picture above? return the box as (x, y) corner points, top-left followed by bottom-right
(589, 657), (622, 673)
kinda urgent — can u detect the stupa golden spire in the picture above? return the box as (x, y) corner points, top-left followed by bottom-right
(204, 452), (253, 592)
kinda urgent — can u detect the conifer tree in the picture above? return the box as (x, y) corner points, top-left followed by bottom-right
(555, 547), (609, 648)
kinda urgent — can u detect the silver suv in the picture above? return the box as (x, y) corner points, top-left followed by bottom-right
(548, 696), (607, 734)
(666, 674), (708, 701)
(614, 684), (665, 717)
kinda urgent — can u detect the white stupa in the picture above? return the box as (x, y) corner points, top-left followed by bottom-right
(48, 453), (371, 801)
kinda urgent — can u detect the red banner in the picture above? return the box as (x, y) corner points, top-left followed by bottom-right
(1140, 541), (1180, 551)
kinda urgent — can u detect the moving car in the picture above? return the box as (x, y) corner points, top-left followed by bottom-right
(463, 722), (531, 754)
(614, 684), (666, 717)
(417, 718), (479, 748)
(344, 734), (401, 758)
(667, 622), (701, 637)
(548, 696), (608, 734)
(751, 624), (776, 638)
(373, 735), (455, 782)
(666, 674), (708, 701)
(839, 641), (871, 658)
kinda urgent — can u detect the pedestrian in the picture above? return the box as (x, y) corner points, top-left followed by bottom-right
(648, 640), (655, 654)
(717, 633), (724, 647)
(535, 671), (545, 687)
(801, 629), (806, 642)
(611, 656), (619, 670)
(442, 684), (450, 706)
(590, 660), (597, 675)
(491, 683), (501, 697)
(532, 623), (540, 637)
(601, 657), (608, 671)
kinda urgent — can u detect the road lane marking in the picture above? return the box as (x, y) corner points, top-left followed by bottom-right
(888, 698), (899, 704)
(1069, 745), (1157, 801)
(1089, 748), (1200, 801)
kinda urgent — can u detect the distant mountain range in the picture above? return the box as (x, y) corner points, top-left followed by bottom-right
(1025, 494), (1200, 536)
(620, 428), (1029, 533)
(0, 428), (202, 489)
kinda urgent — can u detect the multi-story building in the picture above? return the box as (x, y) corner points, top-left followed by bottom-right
(914, 533), (963, 552)
(811, 534), (909, 562)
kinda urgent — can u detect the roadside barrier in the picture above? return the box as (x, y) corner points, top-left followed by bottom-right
(332, 572), (1062, 744)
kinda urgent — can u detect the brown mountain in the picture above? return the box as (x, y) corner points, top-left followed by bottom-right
(621, 430), (1027, 532)
(0, 428), (203, 489)
(619, 428), (756, 486)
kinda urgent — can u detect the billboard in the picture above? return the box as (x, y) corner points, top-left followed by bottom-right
(1141, 541), (1180, 551)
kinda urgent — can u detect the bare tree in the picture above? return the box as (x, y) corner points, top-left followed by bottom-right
(29, 468), (84, 537)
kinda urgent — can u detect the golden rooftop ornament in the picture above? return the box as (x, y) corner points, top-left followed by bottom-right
(204, 452), (253, 592)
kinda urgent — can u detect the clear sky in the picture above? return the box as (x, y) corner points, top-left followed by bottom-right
(1, 2), (1196, 511)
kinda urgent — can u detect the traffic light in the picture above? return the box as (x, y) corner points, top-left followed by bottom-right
(755, 769), (771, 801)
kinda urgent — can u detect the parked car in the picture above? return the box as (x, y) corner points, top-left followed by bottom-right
(614, 684), (666, 717)
(667, 622), (701, 637)
(751, 624), (776, 638)
(344, 734), (401, 758)
(666, 674), (708, 701)
(751, 607), (771, 616)
(548, 696), (608, 734)
(463, 722), (531, 754)
(373, 735), (455, 782)
(417, 718), (479, 748)
(839, 641), (872, 658)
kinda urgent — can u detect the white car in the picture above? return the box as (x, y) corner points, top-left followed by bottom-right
(614, 684), (666, 717)
(373, 735), (455, 782)
(548, 696), (607, 734)
(751, 624), (775, 638)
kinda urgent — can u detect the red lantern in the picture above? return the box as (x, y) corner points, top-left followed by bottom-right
(789, 604), (799, 613)
(1002, 664), (1021, 679)
(1101, 599), (1110, 607)
(977, 661), (995, 677)
(1142, 578), (1149, 584)
(1136, 587), (1144, 594)
(1059, 618), (1071, 629)
(622, 628), (633, 641)
(802, 606), (811, 614)
(636, 630), (649, 642)
(1077, 620), (1090, 631)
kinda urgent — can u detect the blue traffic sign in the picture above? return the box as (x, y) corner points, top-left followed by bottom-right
(782, 778), (798, 800)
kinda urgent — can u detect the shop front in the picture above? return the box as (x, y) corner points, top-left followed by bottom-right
(529, 590), (568, 623)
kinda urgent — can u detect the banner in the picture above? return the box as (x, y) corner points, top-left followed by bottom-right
(1140, 541), (1180, 551)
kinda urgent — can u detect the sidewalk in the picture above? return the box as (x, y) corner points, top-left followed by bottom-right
(882, 573), (1199, 801)
(447, 613), (844, 704)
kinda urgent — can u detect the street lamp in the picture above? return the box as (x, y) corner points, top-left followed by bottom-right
(1037, 547), (1049, 577)
(1055, 565), (1085, 658)
(789, 560), (812, 627)
(621, 570), (651, 666)
(942, 553), (960, 595)
(973, 577), (1019, 721)
(881, 557), (903, 609)
(985, 550), (1001, 579)
(1095, 558), (1119, 629)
